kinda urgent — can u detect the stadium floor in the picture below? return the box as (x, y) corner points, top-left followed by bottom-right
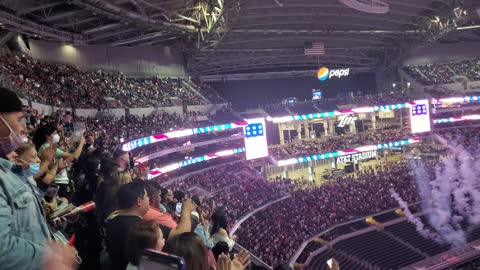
(267, 152), (405, 187)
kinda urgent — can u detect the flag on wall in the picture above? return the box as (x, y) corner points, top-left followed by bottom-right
(304, 42), (325, 56)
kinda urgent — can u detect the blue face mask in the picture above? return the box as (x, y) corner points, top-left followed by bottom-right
(22, 161), (40, 177)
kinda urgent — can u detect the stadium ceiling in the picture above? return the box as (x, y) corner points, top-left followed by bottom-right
(0, 0), (479, 80)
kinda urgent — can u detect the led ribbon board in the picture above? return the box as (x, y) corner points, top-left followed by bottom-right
(244, 118), (269, 160)
(433, 114), (480, 124)
(433, 95), (480, 105)
(147, 147), (246, 180)
(122, 121), (248, 151)
(277, 138), (421, 166)
(267, 102), (412, 123)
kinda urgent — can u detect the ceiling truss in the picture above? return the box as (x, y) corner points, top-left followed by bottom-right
(0, 0), (478, 80)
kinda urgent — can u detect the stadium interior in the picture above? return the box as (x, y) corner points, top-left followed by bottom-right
(1, 0), (480, 270)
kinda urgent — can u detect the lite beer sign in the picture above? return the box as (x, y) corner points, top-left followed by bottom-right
(337, 115), (358, 128)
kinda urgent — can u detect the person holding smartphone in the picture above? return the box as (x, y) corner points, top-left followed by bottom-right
(33, 123), (85, 198)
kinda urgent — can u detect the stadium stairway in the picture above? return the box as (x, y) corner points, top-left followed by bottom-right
(333, 231), (425, 269)
(307, 249), (373, 270)
(381, 229), (430, 259)
(181, 80), (211, 104)
(384, 222), (451, 256)
(285, 106), (294, 116)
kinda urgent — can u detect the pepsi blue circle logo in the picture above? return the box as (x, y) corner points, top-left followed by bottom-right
(317, 67), (329, 81)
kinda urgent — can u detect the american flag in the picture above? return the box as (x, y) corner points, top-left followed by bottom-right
(304, 41), (325, 56)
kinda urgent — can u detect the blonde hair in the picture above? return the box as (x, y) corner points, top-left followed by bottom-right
(114, 171), (132, 185)
(15, 142), (35, 157)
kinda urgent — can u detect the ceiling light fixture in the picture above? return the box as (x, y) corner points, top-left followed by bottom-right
(338, 0), (389, 14)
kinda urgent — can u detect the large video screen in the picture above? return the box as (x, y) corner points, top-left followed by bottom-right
(312, 89), (322, 100)
(244, 118), (269, 160)
(410, 99), (431, 133)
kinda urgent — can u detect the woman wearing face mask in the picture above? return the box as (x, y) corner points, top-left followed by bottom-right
(15, 143), (48, 186)
(15, 142), (57, 186)
(32, 123), (85, 197)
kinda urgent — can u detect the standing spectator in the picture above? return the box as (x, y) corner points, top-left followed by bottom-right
(160, 187), (175, 214)
(106, 182), (172, 270)
(14, 142), (52, 187)
(113, 149), (132, 183)
(211, 210), (236, 252)
(194, 209), (215, 249)
(144, 181), (196, 236)
(32, 123), (85, 197)
(0, 87), (50, 269)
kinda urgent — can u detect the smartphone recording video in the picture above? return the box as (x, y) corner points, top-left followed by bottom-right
(327, 258), (333, 268)
(175, 202), (182, 217)
(44, 184), (59, 203)
(139, 249), (185, 270)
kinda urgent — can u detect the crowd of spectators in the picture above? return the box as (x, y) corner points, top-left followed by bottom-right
(404, 58), (480, 85)
(404, 63), (455, 85)
(263, 92), (411, 119)
(0, 54), (221, 108)
(270, 128), (412, 160)
(450, 58), (480, 81)
(235, 161), (419, 266)
(82, 111), (195, 142)
(435, 126), (480, 152)
(1, 86), (260, 270)
(166, 163), (251, 192)
(3, 53), (480, 270)
(349, 92), (410, 106)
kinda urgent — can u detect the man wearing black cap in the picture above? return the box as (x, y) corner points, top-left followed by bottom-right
(0, 87), (53, 269)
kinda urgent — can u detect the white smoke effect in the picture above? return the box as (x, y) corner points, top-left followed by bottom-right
(390, 188), (441, 242)
(429, 158), (466, 246)
(402, 135), (480, 247)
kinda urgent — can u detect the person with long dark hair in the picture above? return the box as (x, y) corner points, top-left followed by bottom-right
(32, 123), (85, 196)
(211, 210), (237, 252)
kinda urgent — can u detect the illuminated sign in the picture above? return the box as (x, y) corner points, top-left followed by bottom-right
(433, 95), (480, 105)
(268, 102), (410, 123)
(337, 115), (358, 128)
(312, 89), (322, 100)
(147, 147), (246, 179)
(410, 99), (431, 134)
(244, 118), (269, 160)
(122, 121), (248, 151)
(411, 104), (427, 116)
(277, 137), (421, 166)
(336, 151), (377, 164)
(433, 114), (480, 124)
(317, 66), (350, 81)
